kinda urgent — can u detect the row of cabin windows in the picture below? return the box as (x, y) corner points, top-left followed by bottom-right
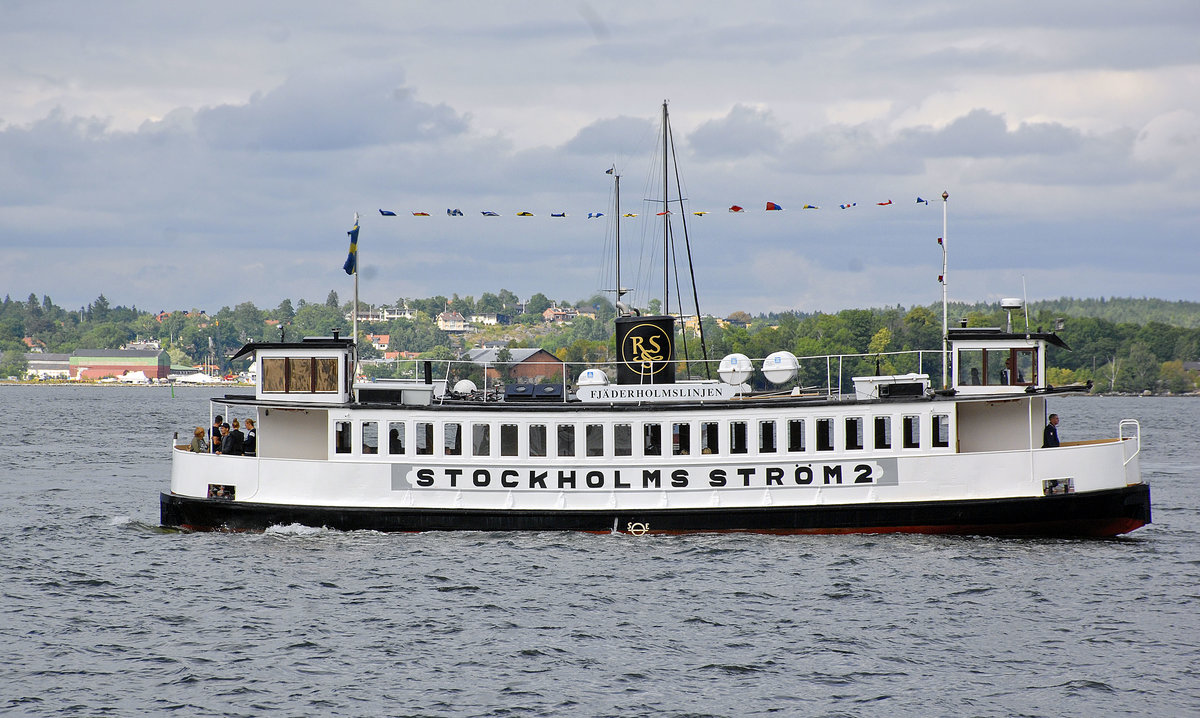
(334, 415), (952, 457)
(261, 357), (340, 394)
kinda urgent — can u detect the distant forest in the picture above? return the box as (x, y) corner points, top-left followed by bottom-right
(2, 292), (1199, 394)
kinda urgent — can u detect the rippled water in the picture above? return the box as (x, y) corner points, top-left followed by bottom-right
(1, 385), (1197, 716)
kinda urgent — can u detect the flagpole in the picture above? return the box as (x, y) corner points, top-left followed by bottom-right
(941, 191), (949, 389)
(353, 211), (360, 381)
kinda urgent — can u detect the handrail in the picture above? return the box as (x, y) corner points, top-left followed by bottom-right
(357, 348), (942, 399)
(1119, 419), (1141, 466)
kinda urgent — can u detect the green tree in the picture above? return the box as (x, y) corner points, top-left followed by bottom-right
(274, 298), (295, 322)
(80, 322), (130, 349)
(88, 294), (111, 323)
(325, 290), (340, 309)
(0, 350), (27, 379)
(526, 293), (552, 316)
(1116, 343), (1159, 393)
(477, 293), (503, 314)
(497, 289), (519, 311)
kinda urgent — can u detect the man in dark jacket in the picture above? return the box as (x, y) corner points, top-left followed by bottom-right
(218, 423), (243, 455)
(1043, 413), (1060, 448)
(211, 415), (224, 453)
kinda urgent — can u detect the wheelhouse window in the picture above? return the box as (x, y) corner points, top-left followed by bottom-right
(1013, 349), (1036, 385)
(557, 424), (575, 457)
(643, 423), (662, 456)
(362, 421), (379, 454)
(933, 414), (950, 448)
(787, 419), (805, 452)
(902, 415), (920, 449)
(387, 422), (405, 454)
(816, 418), (834, 452)
(958, 349), (983, 386)
(416, 422), (433, 455)
(845, 417), (863, 451)
(615, 424), (633, 457)
(262, 357), (340, 394)
(673, 423), (690, 456)
(444, 423), (462, 456)
(529, 425), (547, 457)
(874, 416), (892, 450)
(701, 422), (719, 454)
(730, 422), (748, 454)
(586, 424), (604, 457)
(335, 421), (352, 454)
(500, 424), (518, 457)
(759, 420), (776, 453)
(472, 424), (490, 456)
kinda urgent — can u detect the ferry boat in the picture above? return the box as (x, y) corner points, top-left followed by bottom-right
(161, 104), (1149, 536)
(160, 321), (1150, 536)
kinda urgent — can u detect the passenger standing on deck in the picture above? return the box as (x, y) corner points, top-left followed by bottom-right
(211, 415), (223, 453)
(217, 423), (233, 455)
(189, 426), (208, 453)
(230, 420), (246, 456)
(243, 419), (257, 456)
(1043, 413), (1060, 448)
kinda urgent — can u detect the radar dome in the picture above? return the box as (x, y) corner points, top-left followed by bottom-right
(577, 368), (609, 386)
(718, 353), (753, 385)
(453, 379), (478, 394)
(761, 351), (799, 384)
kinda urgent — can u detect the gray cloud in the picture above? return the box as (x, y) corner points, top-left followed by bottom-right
(1, 1), (1198, 316)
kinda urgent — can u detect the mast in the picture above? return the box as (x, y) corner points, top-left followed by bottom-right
(615, 171), (621, 314)
(941, 191), (949, 388)
(662, 101), (670, 310)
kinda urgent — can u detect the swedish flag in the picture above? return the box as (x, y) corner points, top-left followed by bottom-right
(342, 218), (359, 275)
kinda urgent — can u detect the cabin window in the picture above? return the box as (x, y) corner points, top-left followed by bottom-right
(586, 424), (604, 457)
(902, 415), (920, 448)
(472, 424), (490, 456)
(759, 420), (776, 453)
(500, 424), (518, 457)
(444, 423), (462, 456)
(362, 421), (379, 454)
(845, 417), (863, 451)
(335, 421), (352, 454)
(874, 416), (892, 449)
(416, 422), (433, 455)
(529, 425), (547, 457)
(643, 423), (662, 456)
(262, 358), (287, 392)
(816, 418), (834, 452)
(387, 422), (405, 454)
(557, 424), (575, 457)
(933, 414), (951, 448)
(730, 422), (748, 454)
(314, 358), (338, 392)
(289, 358), (312, 393)
(701, 422), (719, 454)
(615, 424), (633, 457)
(787, 419), (805, 452)
(673, 423), (690, 456)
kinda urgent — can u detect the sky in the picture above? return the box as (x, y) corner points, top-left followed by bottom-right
(2, 1), (1199, 317)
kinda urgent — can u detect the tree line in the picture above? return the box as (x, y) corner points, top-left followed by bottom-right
(1, 292), (1198, 393)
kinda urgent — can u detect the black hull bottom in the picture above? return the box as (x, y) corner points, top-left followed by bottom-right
(161, 484), (1151, 537)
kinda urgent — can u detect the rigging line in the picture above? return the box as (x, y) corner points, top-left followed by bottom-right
(668, 220), (691, 372)
(668, 116), (711, 376)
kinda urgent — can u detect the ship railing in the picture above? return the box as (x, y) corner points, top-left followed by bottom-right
(357, 349), (944, 404)
(1119, 419), (1141, 466)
